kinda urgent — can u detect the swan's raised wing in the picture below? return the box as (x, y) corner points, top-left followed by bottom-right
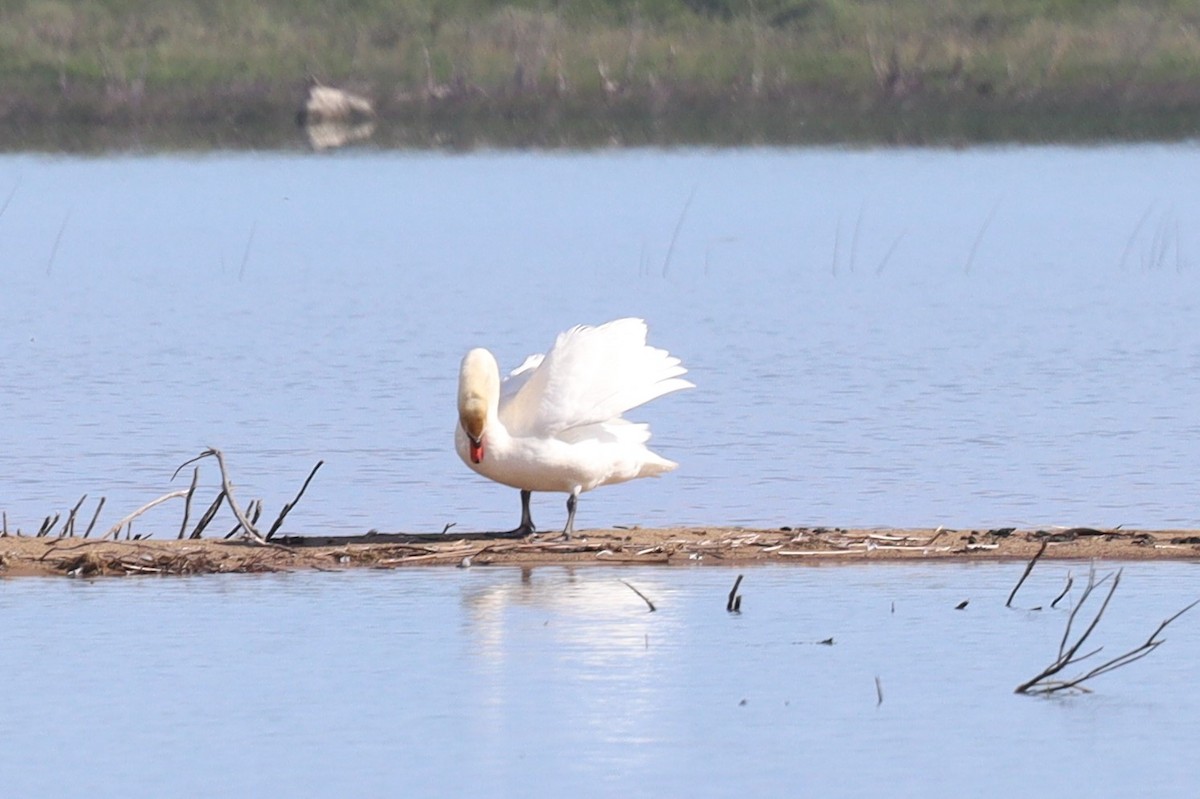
(498, 318), (693, 439)
(499, 353), (544, 405)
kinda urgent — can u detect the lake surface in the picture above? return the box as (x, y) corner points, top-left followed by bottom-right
(1, 562), (1198, 796)
(2, 145), (1200, 536)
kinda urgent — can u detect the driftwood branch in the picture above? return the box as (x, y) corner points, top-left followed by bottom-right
(619, 580), (656, 612)
(174, 448), (266, 544)
(1015, 567), (1198, 694)
(103, 490), (190, 540)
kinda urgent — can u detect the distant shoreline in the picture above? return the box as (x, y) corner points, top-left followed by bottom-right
(3, 526), (1197, 578)
(3, 0), (1200, 151)
(2, 87), (1200, 152)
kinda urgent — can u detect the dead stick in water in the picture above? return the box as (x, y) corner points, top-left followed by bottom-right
(875, 676), (884, 706)
(619, 580), (656, 612)
(178, 467), (199, 540)
(1007, 539), (1048, 608)
(727, 574), (744, 613)
(266, 460), (324, 540)
(1051, 572), (1074, 609)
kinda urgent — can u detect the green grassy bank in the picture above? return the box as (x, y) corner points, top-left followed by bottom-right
(2, 0), (1199, 149)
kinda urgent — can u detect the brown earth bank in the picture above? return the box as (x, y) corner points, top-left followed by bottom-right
(2, 525), (1199, 578)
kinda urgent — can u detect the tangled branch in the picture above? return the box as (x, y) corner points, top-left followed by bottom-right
(1016, 567), (1198, 695)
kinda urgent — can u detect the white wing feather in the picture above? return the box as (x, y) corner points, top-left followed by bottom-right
(498, 318), (693, 438)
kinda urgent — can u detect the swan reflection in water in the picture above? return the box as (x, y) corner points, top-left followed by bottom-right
(462, 567), (674, 750)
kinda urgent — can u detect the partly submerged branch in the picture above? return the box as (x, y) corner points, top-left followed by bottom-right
(1016, 567), (1197, 695)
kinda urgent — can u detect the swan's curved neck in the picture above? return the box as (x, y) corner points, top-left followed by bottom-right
(458, 348), (503, 456)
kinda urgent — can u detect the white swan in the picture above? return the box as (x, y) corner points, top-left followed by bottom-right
(456, 318), (693, 537)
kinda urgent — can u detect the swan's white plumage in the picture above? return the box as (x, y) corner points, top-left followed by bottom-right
(455, 318), (692, 534)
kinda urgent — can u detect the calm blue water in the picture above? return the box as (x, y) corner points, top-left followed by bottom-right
(2, 146), (1200, 537)
(1, 562), (1198, 797)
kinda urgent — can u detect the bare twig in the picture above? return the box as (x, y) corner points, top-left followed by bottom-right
(1006, 539), (1048, 608)
(727, 574), (744, 613)
(83, 497), (105, 538)
(190, 491), (225, 539)
(0, 181), (18, 219)
(963, 201), (999, 274)
(1051, 572), (1074, 609)
(1118, 203), (1156, 270)
(874, 230), (906, 275)
(619, 579), (656, 612)
(875, 676), (883, 706)
(37, 513), (60, 538)
(265, 461), (324, 540)
(46, 210), (71, 276)
(848, 205), (865, 273)
(831, 217), (841, 275)
(1014, 568), (1195, 695)
(225, 499), (263, 539)
(238, 220), (256, 281)
(661, 187), (696, 277)
(63, 494), (88, 537)
(178, 467), (199, 540)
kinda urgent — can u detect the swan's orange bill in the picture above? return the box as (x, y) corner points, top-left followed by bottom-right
(470, 440), (484, 463)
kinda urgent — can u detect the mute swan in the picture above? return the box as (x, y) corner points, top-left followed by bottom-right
(456, 318), (692, 537)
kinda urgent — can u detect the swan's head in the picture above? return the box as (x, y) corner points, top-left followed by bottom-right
(458, 348), (500, 464)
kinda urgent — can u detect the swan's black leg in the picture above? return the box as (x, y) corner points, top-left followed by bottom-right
(562, 490), (579, 539)
(508, 489), (536, 535)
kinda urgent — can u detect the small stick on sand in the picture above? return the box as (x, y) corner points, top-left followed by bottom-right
(619, 580), (656, 612)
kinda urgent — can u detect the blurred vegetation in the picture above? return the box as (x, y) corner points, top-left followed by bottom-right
(1, 0), (1199, 148)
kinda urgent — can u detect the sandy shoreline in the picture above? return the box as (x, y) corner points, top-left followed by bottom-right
(2, 526), (1198, 578)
